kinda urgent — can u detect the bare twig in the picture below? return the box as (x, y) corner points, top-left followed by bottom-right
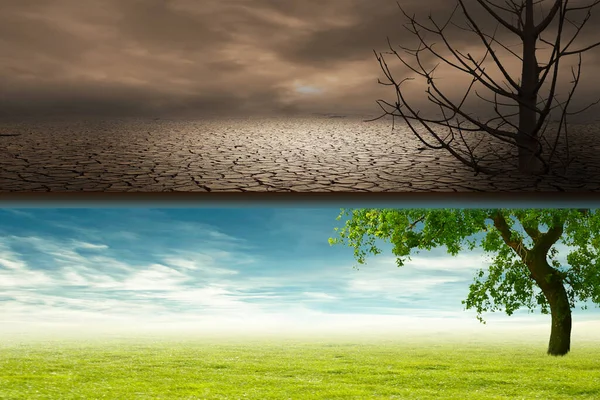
(369, 0), (600, 175)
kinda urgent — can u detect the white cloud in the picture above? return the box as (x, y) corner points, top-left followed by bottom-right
(0, 269), (54, 287)
(207, 230), (244, 242)
(1, 209), (35, 218)
(8, 235), (98, 266)
(403, 252), (491, 272)
(303, 291), (337, 300)
(61, 268), (90, 286)
(343, 253), (478, 300)
(5, 294), (598, 342)
(121, 263), (190, 291)
(162, 254), (240, 274)
(162, 257), (198, 270)
(0, 241), (54, 286)
(58, 266), (121, 289)
(2, 292), (170, 323)
(148, 285), (265, 315)
(152, 286), (232, 304)
(1, 231), (599, 342)
(347, 276), (463, 297)
(0, 241), (28, 270)
(0, 254), (27, 270)
(71, 240), (109, 250)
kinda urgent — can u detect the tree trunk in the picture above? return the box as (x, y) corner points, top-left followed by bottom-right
(545, 283), (572, 356)
(518, 0), (546, 175)
(517, 98), (544, 174)
(529, 260), (572, 355)
(526, 240), (572, 356)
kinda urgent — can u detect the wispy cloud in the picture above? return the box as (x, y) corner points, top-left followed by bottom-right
(160, 250), (246, 275)
(0, 243), (28, 270)
(121, 264), (191, 291)
(71, 240), (109, 250)
(1, 208), (599, 340)
(348, 276), (464, 296)
(0, 209), (35, 219)
(303, 291), (337, 300)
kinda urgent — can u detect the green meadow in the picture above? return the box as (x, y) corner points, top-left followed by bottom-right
(1, 336), (599, 399)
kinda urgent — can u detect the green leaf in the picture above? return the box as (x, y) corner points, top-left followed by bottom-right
(329, 208), (600, 323)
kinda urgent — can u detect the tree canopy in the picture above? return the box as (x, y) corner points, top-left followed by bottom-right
(330, 208), (600, 355)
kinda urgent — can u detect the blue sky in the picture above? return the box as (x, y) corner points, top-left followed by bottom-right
(1, 208), (598, 340)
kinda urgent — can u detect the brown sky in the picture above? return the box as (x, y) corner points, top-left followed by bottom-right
(1, 0), (599, 119)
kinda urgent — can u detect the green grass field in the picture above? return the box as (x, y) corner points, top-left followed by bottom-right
(1, 336), (599, 399)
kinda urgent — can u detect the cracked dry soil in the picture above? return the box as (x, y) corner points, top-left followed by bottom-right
(1, 116), (599, 192)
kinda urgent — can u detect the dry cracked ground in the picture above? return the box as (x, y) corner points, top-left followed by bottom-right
(1, 116), (599, 192)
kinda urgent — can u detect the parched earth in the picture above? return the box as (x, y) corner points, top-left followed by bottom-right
(0, 116), (599, 192)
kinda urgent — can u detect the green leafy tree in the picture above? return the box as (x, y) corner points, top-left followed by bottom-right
(329, 208), (600, 356)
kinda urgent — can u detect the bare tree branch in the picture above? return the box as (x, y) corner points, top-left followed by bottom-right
(473, 0), (524, 37)
(369, 0), (600, 176)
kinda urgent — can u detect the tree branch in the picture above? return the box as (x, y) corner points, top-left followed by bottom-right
(492, 211), (530, 260)
(472, 0), (523, 37)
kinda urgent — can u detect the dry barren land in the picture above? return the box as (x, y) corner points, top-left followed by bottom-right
(1, 116), (599, 192)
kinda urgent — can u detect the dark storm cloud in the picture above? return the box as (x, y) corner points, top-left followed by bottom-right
(1, 0), (599, 119)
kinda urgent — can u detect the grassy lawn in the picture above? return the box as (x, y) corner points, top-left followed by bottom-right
(1, 337), (599, 399)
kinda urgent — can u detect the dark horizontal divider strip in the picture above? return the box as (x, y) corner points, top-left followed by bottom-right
(0, 192), (599, 208)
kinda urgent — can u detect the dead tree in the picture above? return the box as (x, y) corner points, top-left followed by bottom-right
(369, 0), (600, 175)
